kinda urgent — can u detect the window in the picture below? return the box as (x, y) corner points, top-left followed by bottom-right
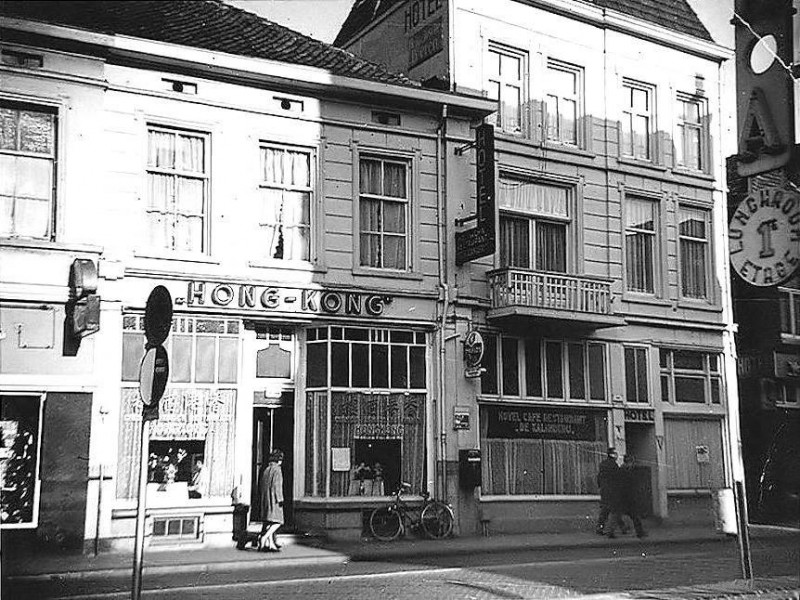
(487, 44), (525, 134)
(305, 326), (427, 498)
(499, 177), (570, 272)
(778, 382), (799, 408)
(621, 80), (654, 160)
(679, 205), (711, 300)
(780, 289), (800, 337)
(146, 126), (208, 253)
(0, 102), (56, 240)
(545, 60), (582, 146)
(152, 516), (200, 540)
(358, 156), (409, 270)
(1, 394), (43, 528)
(676, 95), (706, 171)
(660, 349), (722, 405)
(624, 197), (658, 294)
(258, 145), (312, 261)
(625, 347), (650, 403)
(481, 335), (607, 402)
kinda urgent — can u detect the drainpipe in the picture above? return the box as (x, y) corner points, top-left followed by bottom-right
(436, 104), (450, 501)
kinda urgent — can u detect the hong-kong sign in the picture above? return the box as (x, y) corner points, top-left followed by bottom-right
(179, 281), (392, 317)
(729, 185), (800, 286)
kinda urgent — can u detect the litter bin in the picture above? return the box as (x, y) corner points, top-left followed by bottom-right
(233, 503), (258, 549)
(714, 488), (738, 535)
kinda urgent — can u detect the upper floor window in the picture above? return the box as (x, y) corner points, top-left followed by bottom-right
(679, 205), (711, 300)
(486, 44), (526, 134)
(499, 177), (569, 273)
(624, 196), (659, 294)
(621, 80), (654, 160)
(675, 95), (706, 171)
(0, 102), (56, 240)
(659, 348), (722, 405)
(780, 288), (800, 337)
(359, 156), (409, 270)
(545, 60), (582, 146)
(258, 145), (312, 261)
(625, 346), (650, 403)
(146, 126), (208, 253)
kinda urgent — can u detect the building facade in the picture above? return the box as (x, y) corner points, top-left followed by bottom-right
(336, 0), (741, 534)
(728, 0), (800, 528)
(0, 1), (493, 551)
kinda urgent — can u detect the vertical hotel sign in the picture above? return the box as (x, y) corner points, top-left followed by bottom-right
(456, 124), (496, 265)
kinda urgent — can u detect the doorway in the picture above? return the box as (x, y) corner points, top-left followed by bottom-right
(251, 397), (294, 528)
(624, 423), (656, 517)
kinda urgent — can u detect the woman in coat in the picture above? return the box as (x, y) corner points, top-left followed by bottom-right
(258, 449), (284, 552)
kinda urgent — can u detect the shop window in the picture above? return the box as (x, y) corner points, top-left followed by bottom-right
(148, 440), (204, 487)
(679, 205), (711, 300)
(0, 101), (57, 240)
(480, 404), (608, 496)
(545, 60), (582, 146)
(258, 145), (312, 261)
(624, 196), (659, 295)
(659, 348), (722, 405)
(0, 394), (43, 527)
(486, 43), (526, 134)
(625, 346), (650, 403)
(146, 125), (208, 253)
(621, 79), (655, 161)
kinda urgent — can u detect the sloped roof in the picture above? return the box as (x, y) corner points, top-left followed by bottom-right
(0, 0), (418, 86)
(333, 0), (712, 47)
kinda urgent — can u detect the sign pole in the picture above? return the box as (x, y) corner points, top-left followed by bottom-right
(131, 418), (150, 600)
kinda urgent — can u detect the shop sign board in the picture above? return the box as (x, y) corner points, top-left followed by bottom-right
(624, 408), (655, 423)
(463, 329), (486, 378)
(729, 185), (800, 286)
(453, 406), (471, 430)
(456, 124), (496, 265)
(484, 404), (599, 441)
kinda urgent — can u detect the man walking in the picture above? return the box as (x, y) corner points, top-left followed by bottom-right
(607, 454), (647, 538)
(595, 447), (622, 535)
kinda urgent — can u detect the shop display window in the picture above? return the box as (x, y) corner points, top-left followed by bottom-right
(0, 394), (43, 527)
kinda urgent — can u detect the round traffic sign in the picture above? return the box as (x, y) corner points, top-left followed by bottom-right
(144, 286), (173, 346)
(139, 345), (169, 407)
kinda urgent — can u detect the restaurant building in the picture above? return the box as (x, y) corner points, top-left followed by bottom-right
(0, 0), (493, 550)
(336, 0), (741, 533)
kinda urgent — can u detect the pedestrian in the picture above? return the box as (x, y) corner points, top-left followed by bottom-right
(607, 454), (647, 538)
(258, 449), (284, 552)
(595, 447), (625, 535)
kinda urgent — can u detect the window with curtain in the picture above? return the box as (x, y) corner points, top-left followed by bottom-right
(499, 178), (569, 272)
(487, 44), (526, 134)
(258, 145), (312, 261)
(545, 60), (581, 146)
(0, 102), (56, 240)
(679, 205), (710, 300)
(624, 197), (658, 294)
(779, 289), (800, 337)
(625, 346), (650, 403)
(676, 95), (705, 171)
(622, 80), (653, 160)
(146, 126), (208, 253)
(659, 348), (722, 405)
(304, 326), (428, 497)
(359, 156), (409, 270)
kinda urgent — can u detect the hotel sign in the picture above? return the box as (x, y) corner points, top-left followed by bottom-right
(456, 124), (496, 265)
(180, 282), (391, 317)
(729, 185), (800, 286)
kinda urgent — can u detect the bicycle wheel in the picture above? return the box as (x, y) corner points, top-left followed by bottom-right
(369, 505), (403, 541)
(420, 501), (454, 539)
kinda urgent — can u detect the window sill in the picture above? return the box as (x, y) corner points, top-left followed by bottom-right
(671, 167), (715, 182)
(352, 268), (423, 282)
(133, 249), (220, 265)
(780, 334), (800, 345)
(295, 496), (425, 509)
(0, 237), (103, 254)
(621, 293), (670, 307)
(676, 299), (722, 313)
(248, 259), (327, 274)
(481, 494), (598, 502)
(541, 141), (595, 159)
(662, 403), (725, 414)
(616, 157), (668, 173)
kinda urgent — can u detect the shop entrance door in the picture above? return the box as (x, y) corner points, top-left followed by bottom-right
(624, 423), (656, 517)
(250, 398), (294, 528)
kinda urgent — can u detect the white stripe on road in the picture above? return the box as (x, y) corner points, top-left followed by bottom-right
(55, 550), (718, 600)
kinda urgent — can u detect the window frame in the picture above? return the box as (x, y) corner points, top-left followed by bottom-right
(677, 202), (713, 302)
(486, 42), (528, 136)
(623, 194), (662, 296)
(0, 99), (58, 241)
(145, 124), (210, 254)
(779, 288), (800, 339)
(624, 346), (651, 404)
(544, 59), (584, 148)
(659, 348), (723, 406)
(621, 79), (656, 162)
(674, 93), (708, 173)
(256, 142), (315, 263)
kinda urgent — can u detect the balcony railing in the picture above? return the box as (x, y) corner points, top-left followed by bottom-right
(488, 268), (614, 317)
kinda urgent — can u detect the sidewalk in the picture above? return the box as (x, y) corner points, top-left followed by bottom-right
(3, 523), (797, 580)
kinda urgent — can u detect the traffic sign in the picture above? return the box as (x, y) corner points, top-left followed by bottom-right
(139, 345), (169, 408)
(144, 286), (173, 346)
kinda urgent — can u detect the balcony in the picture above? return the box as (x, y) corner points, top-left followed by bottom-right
(487, 268), (624, 330)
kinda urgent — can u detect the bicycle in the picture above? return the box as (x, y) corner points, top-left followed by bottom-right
(368, 482), (454, 541)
